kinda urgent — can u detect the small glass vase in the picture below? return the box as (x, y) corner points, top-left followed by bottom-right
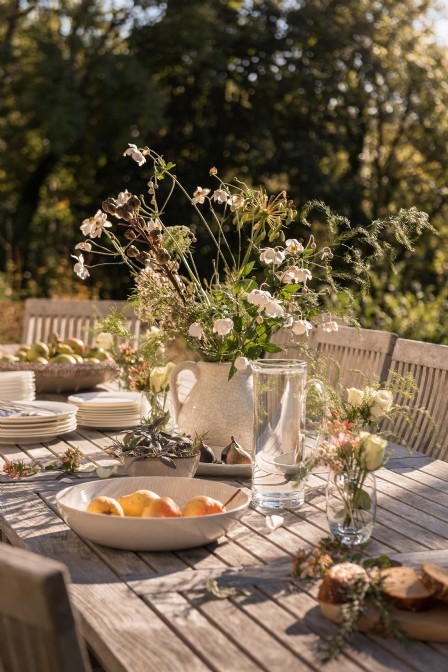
(326, 470), (376, 546)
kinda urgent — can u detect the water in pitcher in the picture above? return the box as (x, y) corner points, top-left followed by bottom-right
(251, 360), (307, 512)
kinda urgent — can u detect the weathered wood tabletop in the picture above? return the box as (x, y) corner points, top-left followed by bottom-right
(1, 418), (448, 671)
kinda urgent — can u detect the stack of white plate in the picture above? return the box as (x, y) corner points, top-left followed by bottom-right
(0, 372), (36, 401)
(67, 391), (143, 429)
(0, 401), (78, 444)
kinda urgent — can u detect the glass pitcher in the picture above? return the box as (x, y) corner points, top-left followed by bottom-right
(251, 359), (326, 512)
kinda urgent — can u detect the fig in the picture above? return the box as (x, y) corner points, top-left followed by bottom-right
(221, 436), (252, 465)
(226, 436), (252, 465)
(199, 441), (215, 463)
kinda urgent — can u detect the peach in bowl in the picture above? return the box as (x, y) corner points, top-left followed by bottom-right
(56, 476), (250, 551)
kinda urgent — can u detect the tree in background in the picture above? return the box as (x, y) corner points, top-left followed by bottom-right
(0, 0), (447, 340)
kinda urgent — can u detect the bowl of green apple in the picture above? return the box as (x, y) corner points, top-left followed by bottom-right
(0, 336), (119, 393)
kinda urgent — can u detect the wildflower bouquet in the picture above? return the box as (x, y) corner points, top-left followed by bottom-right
(74, 144), (433, 376)
(297, 375), (422, 545)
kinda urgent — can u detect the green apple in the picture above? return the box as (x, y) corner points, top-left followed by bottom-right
(63, 338), (86, 356)
(27, 342), (50, 361)
(1, 354), (19, 362)
(56, 344), (75, 355)
(51, 354), (77, 364)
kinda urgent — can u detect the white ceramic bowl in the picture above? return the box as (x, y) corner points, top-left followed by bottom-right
(56, 476), (250, 551)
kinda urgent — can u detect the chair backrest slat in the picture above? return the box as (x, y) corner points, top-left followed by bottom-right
(268, 326), (397, 390)
(385, 338), (448, 460)
(22, 299), (141, 346)
(0, 545), (90, 672)
(311, 326), (398, 389)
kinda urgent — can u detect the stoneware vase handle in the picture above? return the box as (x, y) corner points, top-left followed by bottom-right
(169, 361), (199, 421)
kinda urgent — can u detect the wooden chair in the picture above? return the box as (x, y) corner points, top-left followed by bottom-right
(22, 299), (142, 346)
(0, 545), (91, 672)
(384, 338), (448, 460)
(310, 326), (398, 390)
(268, 325), (398, 390)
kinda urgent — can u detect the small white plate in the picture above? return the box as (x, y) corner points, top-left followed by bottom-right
(68, 391), (142, 408)
(196, 445), (252, 478)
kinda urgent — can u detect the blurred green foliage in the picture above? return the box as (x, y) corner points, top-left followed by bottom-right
(0, 0), (447, 343)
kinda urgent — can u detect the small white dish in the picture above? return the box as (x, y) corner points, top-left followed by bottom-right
(196, 445), (252, 477)
(56, 476), (250, 551)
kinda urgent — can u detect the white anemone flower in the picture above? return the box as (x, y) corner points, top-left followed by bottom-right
(235, 356), (250, 371)
(294, 268), (312, 283)
(213, 318), (234, 336)
(75, 241), (92, 252)
(80, 210), (112, 239)
(322, 320), (339, 333)
(123, 144), (146, 166)
(279, 266), (311, 284)
(147, 218), (162, 232)
(285, 239), (304, 255)
(212, 189), (230, 204)
(229, 194), (245, 211)
(117, 190), (131, 205)
(263, 300), (284, 318)
(188, 322), (204, 339)
(193, 187), (211, 204)
(292, 319), (312, 335)
(246, 289), (273, 306)
(259, 247), (285, 265)
(73, 254), (89, 280)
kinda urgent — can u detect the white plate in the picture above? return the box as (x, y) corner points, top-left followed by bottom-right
(76, 410), (141, 418)
(68, 391), (142, 408)
(0, 423), (78, 444)
(56, 476), (250, 551)
(0, 418), (77, 434)
(77, 421), (141, 430)
(0, 401), (78, 423)
(196, 445), (252, 477)
(0, 421), (77, 436)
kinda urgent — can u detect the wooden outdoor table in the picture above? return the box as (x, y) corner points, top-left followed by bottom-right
(1, 419), (448, 671)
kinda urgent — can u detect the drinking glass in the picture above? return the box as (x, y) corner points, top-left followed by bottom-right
(251, 359), (326, 512)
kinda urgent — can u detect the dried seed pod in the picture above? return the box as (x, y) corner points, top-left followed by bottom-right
(127, 195), (141, 209)
(127, 245), (140, 258)
(124, 229), (137, 241)
(155, 248), (170, 264)
(138, 251), (151, 264)
(116, 205), (134, 222)
(102, 197), (119, 215)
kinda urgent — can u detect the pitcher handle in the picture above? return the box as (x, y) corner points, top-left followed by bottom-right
(304, 378), (328, 460)
(169, 361), (199, 421)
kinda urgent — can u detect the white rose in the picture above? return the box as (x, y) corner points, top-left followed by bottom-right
(149, 363), (175, 393)
(292, 319), (312, 335)
(246, 289), (272, 306)
(359, 432), (387, 471)
(235, 356), (249, 371)
(213, 318), (234, 336)
(94, 332), (114, 350)
(347, 387), (364, 408)
(369, 389), (394, 420)
(259, 248), (285, 265)
(188, 322), (204, 339)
